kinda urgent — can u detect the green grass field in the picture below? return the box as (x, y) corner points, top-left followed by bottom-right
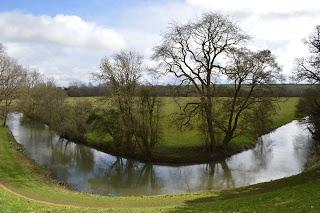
(0, 118), (319, 212)
(68, 97), (299, 147)
(67, 97), (300, 162)
(159, 97), (299, 148)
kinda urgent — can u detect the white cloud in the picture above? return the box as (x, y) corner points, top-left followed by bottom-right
(5, 42), (104, 86)
(184, 0), (320, 80)
(1, 1), (319, 85)
(186, 0), (320, 13)
(0, 12), (128, 86)
(114, 1), (202, 55)
(0, 12), (126, 51)
(114, 0), (320, 81)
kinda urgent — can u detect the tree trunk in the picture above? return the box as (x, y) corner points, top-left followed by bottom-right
(2, 100), (8, 127)
(222, 132), (233, 147)
(205, 96), (216, 152)
(2, 116), (6, 127)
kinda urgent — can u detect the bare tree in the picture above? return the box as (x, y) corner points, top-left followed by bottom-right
(294, 25), (320, 83)
(19, 70), (44, 118)
(135, 87), (162, 155)
(0, 46), (26, 126)
(153, 13), (248, 151)
(19, 70), (66, 129)
(98, 50), (142, 148)
(294, 26), (320, 143)
(217, 48), (281, 146)
(0, 44), (4, 55)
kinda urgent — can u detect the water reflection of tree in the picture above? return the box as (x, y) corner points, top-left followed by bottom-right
(220, 160), (235, 188)
(17, 114), (163, 195)
(137, 164), (159, 192)
(36, 136), (95, 183)
(90, 158), (162, 195)
(252, 137), (273, 171)
(292, 133), (315, 168)
(74, 144), (95, 171)
(201, 162), (216, 190)
(50, 140), (95, 171)
(20, 113), (95, 172)
(198, 160), (234, 190)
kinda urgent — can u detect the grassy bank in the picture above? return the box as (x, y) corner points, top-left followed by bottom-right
(78, 97), (299, 163)
(0, 121), (319, 212)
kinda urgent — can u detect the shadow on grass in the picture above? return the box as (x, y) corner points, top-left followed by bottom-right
(169, 166), (320, 212)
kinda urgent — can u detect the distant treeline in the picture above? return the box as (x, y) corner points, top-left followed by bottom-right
(65, 83), (317, 97)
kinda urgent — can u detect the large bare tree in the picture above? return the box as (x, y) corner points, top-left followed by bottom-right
(294, 25), (320, 83)
(152, 13), (249, 151)
(294, 26), (320, 142)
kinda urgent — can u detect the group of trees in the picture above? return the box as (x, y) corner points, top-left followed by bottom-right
(18, 70), (93, 143)
(65, 83), (313, 98)
(92, 51), (162, 155)
(83, 13), (285, 155)
(19, 71), (66, 128)
(66, 82), (109, 97)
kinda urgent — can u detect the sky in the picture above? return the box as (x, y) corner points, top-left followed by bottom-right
(0, 0), (320, 86)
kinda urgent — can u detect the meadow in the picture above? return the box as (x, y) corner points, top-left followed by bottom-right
(66, 97), (300, 163)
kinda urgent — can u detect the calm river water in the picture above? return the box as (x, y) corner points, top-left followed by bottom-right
(7, 113), (313, 196)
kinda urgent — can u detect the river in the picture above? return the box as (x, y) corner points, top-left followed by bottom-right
(6, 113), (314, 196)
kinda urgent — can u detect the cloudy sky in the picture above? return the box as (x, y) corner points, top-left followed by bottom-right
(1, 0), (320, 85)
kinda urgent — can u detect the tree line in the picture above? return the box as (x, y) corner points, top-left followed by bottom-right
(65, 83), (314, 97)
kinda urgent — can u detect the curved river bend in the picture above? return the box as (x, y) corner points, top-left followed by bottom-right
(7, 113), (313, 196)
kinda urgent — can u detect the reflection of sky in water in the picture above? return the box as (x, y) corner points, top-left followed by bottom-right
(7, 113), (313, 196)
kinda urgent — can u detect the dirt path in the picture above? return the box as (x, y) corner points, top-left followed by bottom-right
(0, 182), (97, 209)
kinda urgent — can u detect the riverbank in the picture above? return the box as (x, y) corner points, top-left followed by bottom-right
(307, 143), (320, 168)
(0, 121), (319, 212)
(83, 97), (300, 164)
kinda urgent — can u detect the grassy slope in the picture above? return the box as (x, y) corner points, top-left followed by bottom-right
(0, 121), (320, 212)
(171, 166), (320, 212)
